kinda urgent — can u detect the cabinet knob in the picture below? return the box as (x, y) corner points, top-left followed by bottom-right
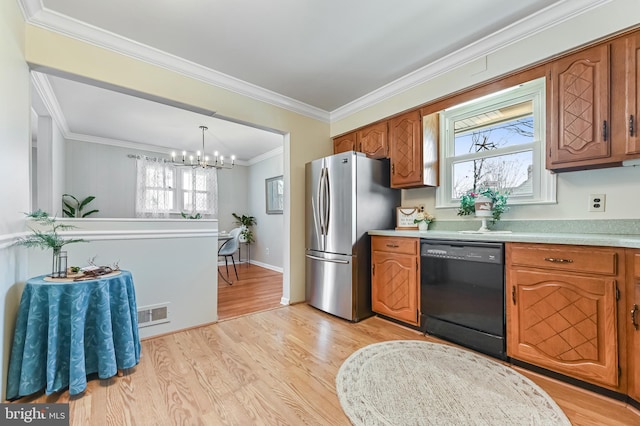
(630, 115), (635, 137)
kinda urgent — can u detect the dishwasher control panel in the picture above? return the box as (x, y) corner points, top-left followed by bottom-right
(421, 240), (503, 264)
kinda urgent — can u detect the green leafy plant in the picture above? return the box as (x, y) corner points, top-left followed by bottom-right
(13, 210), (86, 252)
(457, 188), (509, 223)
(232, 213), (257, 244)
(181, 212), (202, 219)
(62, 194), (99, 218)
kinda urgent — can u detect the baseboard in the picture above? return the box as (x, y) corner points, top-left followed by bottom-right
(280, 296), (290, 305)
(249, 259), (283, 273)
(216, 259), (283, 273)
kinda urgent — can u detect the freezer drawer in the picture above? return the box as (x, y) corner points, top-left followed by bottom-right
(305, 251), (355, 321)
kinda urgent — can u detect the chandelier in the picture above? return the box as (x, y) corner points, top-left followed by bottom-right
(171, 125), (235, 169)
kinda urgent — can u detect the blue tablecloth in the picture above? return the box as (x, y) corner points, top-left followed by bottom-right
(6, 270), (141, 399)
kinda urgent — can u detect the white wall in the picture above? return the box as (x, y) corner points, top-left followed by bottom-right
(216, 164), (249, 232)
(0, 0), (30, 400)
(248, 151), (284, 270)
(24, 219), (219, 339)
(64, 138), (285, 268)
(65, 140), (143, 218)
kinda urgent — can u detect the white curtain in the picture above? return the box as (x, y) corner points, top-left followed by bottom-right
(135, 157), (175, 218)
(181, 167), (218, 218)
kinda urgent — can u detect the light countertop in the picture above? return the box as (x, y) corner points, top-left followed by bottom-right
(368, 229), (640, 249)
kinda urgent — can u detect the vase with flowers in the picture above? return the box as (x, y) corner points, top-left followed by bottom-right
(413, 209), (435, 231)
(457, 188), (509, 232)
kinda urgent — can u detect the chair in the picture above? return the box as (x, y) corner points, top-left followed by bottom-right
(218, 227), (241, 284)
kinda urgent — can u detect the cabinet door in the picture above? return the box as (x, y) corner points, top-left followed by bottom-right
(628, 251), (640, 402)
(333, 132), (356, 154)
(507, 269), (619, 388)
(548, 44), (611, 169)
(389, 110), (422, 188)
(624, 32), (640, 155)
(371, 250), (419, 325)
(357, 122), (388, 159)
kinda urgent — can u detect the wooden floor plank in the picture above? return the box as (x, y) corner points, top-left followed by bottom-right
(8, 264), (640, 425)
(217, 264), (283, 320)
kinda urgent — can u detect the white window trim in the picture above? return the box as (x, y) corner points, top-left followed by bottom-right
(179, 168), (216, 215)
(436, 77), (556, 209)
(136, 160), (217, 217)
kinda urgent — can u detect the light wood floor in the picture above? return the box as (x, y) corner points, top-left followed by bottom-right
(217, 263), (283, 320)
(13, 303), (640, 425)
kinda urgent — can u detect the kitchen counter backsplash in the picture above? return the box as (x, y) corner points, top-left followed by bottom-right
(426, 219), (640, 235)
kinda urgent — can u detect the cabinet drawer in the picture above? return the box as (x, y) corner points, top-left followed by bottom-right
(372, 236), (418, 255)
(509, 243), (617, 275)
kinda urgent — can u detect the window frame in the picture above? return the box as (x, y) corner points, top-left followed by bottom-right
(180, 168), (215, 215)
(139, 161), (176, 214)
(137, 162), (216, 217)
(436, 77), (556, 209)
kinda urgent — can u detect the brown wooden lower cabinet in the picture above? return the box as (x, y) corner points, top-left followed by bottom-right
(371, 236), (420, 326)
(506, 242), (625, 391)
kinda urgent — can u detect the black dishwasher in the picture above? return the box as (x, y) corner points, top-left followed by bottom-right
(420, 239), (506, 360)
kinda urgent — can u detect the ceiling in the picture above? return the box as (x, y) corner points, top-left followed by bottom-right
(20, 0), (607, 161)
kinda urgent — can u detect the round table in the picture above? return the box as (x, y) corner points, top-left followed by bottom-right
(6, 270), (141, 399)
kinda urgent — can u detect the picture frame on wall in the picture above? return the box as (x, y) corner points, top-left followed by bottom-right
(396, 207), (419, 230)
(265, 175), (284, 214)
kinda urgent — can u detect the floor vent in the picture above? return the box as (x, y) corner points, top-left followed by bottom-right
(137, 303), (170, 328)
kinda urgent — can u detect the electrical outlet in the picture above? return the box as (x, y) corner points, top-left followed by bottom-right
(588, 194), (606, 212)
(266, 247), (270, 256)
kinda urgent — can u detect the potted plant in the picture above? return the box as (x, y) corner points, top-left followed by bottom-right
(413, 209), (435, 231)
(458, 188), (509, 231)
(62, 194), (99, 218)
(232, 213), (257, 243)
(13, 210), (86, 277)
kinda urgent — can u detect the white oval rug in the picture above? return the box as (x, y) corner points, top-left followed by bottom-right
(336, 340), (571, 426)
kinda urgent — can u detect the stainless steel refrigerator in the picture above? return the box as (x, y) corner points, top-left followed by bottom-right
(305, 151), (400, 322)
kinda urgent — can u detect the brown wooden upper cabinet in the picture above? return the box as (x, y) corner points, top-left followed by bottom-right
(388, 110), (438, 188)
(357, 122), (388, 159)
(333, 122), (388, 159)
(547, 30), (640, 171)
(333, 131), (357, 154)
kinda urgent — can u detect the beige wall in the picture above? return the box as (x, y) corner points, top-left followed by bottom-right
(331, 0), (640, 222)
(25, 25), (332, 305)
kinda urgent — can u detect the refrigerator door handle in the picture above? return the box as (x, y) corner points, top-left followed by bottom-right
(323, 167), (331, 236)
(305, 254), (350, 264)
(316, 167), (324, 235)
(318, 167), (326, 235)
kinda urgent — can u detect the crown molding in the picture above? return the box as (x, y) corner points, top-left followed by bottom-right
(65, 132), (252, 166)
(329, 0), (611, 121)
(247, 146), (284, 166)
(31, 72), (260, 165)
(20, 1), (330, 123)
(20, 0), (609, 124)
(30, 71), (69, 132)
